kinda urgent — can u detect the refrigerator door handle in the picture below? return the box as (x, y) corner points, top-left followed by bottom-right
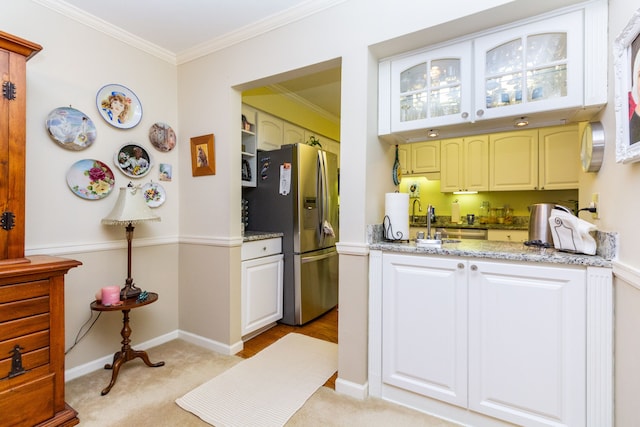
(316, 150), (327, 245)
(301, 249), (336, 263)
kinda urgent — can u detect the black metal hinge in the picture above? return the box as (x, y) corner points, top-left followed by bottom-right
(1, 211), (15, 231)
(2, 81), (16, 100)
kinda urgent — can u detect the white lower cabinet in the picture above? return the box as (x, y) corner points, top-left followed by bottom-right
(241, 238), (284, 336)
(382, 255), (468, 406)
(378, 252), (599, 427)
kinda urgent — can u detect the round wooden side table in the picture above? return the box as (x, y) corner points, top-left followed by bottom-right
(90, 292), (164, 395)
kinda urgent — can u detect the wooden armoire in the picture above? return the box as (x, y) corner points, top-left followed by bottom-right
(0, 31), (81, 426)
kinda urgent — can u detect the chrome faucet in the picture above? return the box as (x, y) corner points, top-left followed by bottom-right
(412, 199), (422, 223)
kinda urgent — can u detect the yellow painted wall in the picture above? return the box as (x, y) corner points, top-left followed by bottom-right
(398, 176), (578, 219)
(242, 87), (340, 141)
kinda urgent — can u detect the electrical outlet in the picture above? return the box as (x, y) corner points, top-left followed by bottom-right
(409, 182), (420, 198)
(591, 193), (599, 219)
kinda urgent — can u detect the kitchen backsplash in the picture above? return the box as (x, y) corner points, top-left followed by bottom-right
(400, 177), (579, 218)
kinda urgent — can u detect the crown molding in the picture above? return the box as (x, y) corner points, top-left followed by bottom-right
(177, 0), (346, 65)
(34, 0), (347, 66)
(269, 83), (340, 125)
(33, 0), (177, 64)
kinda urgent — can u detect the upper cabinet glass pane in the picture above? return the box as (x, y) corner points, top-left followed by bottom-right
(485, 40), (522, 75)
(526, 33), (567, 67)
(484, 31), (568, 107)
(400, 63), (427, 93)
(431, 59), (461, 86)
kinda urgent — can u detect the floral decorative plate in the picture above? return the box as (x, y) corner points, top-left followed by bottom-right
(114, 143), (152, 178)
(46, 107), (97, 150)
(142, 181), (166, 208)
(66, 159), (115, 200)
(149, 122), (176, 152)
(96, 84), (142, 129)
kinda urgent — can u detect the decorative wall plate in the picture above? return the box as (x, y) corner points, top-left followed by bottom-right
(46, 106), (97, 150)
(149, 122), (176, 152)
(142, 181), (166, 207)
(66, 159), (115, 200)
(114, 143), (152, 178)
(96, 84), (142, 129)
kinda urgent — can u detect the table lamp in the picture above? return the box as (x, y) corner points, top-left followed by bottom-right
(102, 184), (160, 299)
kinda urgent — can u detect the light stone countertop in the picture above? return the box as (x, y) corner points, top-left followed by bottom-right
(242, 231), (283, 242)
(369, 239), (612, 268)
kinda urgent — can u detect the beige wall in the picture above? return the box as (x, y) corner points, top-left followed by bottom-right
(0, 1), (180, 372)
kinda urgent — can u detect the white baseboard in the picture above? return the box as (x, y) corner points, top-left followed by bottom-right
(65, 330), (179, 381)
(335, 377), (368, 400)
(177, 329), (243, 355)
(64, 329), (244, 382)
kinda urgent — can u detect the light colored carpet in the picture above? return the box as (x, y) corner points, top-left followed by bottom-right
(176, 333), (337, 426)
(65, 337), (458, 426)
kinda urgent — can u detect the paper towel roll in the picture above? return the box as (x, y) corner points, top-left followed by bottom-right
(384, 193), (409, 241)
(451, 201), (460, 223)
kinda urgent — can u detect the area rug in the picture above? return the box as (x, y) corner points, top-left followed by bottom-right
(175, 333), (338, 427)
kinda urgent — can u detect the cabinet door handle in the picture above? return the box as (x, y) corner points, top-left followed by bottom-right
(470, 264), (478, 271)
(476, 109), (484, 117)
(457, 263), (465, 269)
(461, 112), (469, 119)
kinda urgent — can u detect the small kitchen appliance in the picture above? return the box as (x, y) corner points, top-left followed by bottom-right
(526, 203), (571, 247)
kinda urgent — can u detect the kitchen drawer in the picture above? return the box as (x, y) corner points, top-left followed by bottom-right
(242, 238), (282, 261)
(0, 295), (49, 322)
(0, 371), (55, 426)
(0, 280), (49, 303)
(0, 313), (49, 342)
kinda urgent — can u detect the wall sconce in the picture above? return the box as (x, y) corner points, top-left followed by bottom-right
(427, 129), (439, 138)
(514, 117), (529, 127)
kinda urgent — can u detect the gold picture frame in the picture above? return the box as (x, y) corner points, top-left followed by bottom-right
(190, 134), (215, 176)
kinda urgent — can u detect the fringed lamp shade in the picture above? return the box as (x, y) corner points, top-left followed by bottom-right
(102, 186), (160, 225)
(102, 186), (160, 299)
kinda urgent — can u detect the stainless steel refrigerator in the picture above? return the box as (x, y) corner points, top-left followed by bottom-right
(244, 143), (339, 325)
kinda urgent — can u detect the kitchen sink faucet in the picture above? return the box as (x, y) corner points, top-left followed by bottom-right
(412, 199), (422, 223)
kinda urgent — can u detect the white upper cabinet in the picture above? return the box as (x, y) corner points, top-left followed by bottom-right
(390, 41), (473, 133)
(379, 0), (607, 141)
(473, 10), (582, 121)
(257, 112), (284, 151)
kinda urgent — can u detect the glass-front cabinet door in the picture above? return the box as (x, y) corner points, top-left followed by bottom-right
(473, 10), (583, 121)
(390, 41), (472, 133)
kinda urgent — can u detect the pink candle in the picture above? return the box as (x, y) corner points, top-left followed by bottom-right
(101, 286), (120, 306)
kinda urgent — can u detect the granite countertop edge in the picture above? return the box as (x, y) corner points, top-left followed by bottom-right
(369, 240), (612, 268)
(369, 239), (612, 268)
(242, 231), (284, 242)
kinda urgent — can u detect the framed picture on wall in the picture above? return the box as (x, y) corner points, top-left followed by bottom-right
(614, 8), (640, 163)
(190, 134), (215, 176)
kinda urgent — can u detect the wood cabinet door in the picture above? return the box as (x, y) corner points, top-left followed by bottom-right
(283, 122), (305, 145)
(382, 254), (467, 407)
(489, 130), (538, 191)
(440, 138), (463, 192)
(468, 260), (586, 427)
(241, 254), (284, 336)
(257, 112), (283, 151)
(463, 135), (489, 191)
(411, 141), (440, 173)
(397, 144), (410, 176)
(539, 125), (579, 190)
(0, 44), (29, 261)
